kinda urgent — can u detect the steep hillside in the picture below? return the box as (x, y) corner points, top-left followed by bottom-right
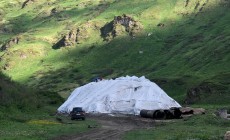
(0, 0), (229, 104)
(0, 72), (63, 116)
(0, 72), (91, 140)
(0, 72), (39, 111)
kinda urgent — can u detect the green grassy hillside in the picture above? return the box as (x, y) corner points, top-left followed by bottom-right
(0, 72), (97, 140)
(0, 0), (229, 103)
(0, 72), (62, 111)
(0, 0), (230, 139)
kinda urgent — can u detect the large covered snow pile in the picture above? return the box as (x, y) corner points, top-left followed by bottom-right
(58, 76), (181, 115)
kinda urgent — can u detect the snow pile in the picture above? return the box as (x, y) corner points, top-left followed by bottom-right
(58, 76), (181, 115)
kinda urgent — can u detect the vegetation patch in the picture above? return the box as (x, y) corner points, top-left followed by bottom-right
(27, 120), (61, 125)
(0, 0), (229, 139)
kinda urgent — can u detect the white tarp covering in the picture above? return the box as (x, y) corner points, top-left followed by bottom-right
(58, 76), (181, 115)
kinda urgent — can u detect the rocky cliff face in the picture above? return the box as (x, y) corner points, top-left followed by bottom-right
(100, 14), (142, 41)
(53, 14), (142, 49)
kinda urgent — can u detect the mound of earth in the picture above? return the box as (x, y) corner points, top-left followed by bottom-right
(58, 76), (181, 115)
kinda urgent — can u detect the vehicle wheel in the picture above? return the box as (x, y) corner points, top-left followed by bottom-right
(82, 118), (85, 121)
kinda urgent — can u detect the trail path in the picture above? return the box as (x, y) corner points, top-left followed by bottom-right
(53, 114), (157, 140)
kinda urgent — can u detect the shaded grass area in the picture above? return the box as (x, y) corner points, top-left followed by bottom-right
(0, 111), (97, 140)
(0, 112), (96, 140)
(0, 72), (97, 140)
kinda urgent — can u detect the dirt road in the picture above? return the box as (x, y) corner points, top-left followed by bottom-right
(54, 114), (157, 140)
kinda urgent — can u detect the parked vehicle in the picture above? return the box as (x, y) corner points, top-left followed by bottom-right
(70, 107), (85, 120)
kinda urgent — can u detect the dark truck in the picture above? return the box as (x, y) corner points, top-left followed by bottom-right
(70, 107), (86, 120)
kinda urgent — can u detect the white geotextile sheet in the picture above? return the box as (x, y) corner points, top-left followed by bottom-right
(58, 76), (181, 115)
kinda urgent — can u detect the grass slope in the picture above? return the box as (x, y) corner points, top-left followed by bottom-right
(1, 0), (229, 103)
(0, 73), (97, 140)
(0, 1), (229, 138)
(124, 111), (230, 140)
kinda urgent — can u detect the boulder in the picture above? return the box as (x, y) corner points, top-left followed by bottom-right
(225, 131), (230, 140)
(180, 107), (205, 115)
(215, 109), (230, 120)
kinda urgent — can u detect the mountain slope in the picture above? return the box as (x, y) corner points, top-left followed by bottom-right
(0, 0), (229, 103)
(0, 72), (63, 115)
(0, 72), (97, 140)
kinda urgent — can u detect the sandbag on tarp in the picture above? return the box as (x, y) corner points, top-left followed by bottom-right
(58, 76), (181, 115)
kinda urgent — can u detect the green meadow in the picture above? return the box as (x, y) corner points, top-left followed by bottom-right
(0, 0), (229, 139)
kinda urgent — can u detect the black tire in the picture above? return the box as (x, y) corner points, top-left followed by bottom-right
(82, 117), (85, 121)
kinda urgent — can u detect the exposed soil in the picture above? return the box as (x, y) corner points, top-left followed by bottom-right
(53, 114), (158, 140)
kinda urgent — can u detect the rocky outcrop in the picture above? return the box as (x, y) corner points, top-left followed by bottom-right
(53, 16), (142, 49)
(52, 30), (76, 49)
(1, 37), (20, 51)
(51, 8), (58, 14)
(157, 23), (165, 27)
(225, 131), (230, 140)
(184, 81), (228, 104)
(185, 87), (202, 104)
(0, 9), (4, 22)
(76, 26), (94, 44)
(50, 7), (64, 15)
(180, 107), (205, 115)
(52, 23), (95, 49)
(22, 0), (37, 9)
(215, 109), (230, 120)
(100, 14), (142, 41)
(185, 82), (215, 104)
(63, 30), (77, 46)
(53, 28), (90, 49)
